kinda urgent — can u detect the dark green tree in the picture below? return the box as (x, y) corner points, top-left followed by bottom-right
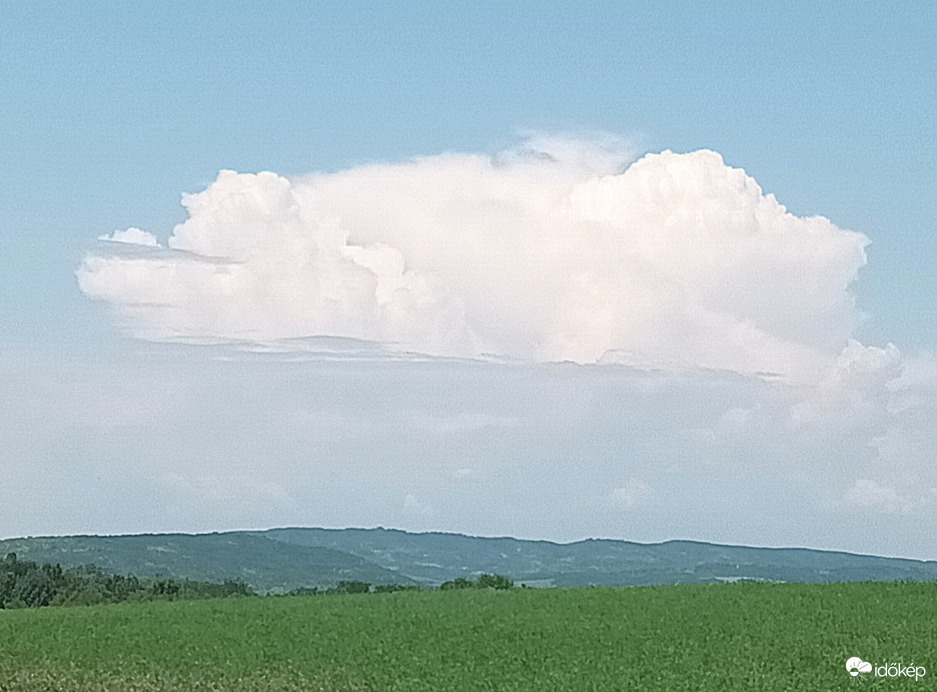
(477, 573), (514, 590)
(330, 580), (371, 594)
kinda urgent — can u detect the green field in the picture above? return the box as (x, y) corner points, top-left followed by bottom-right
(0, 582), (933, 691)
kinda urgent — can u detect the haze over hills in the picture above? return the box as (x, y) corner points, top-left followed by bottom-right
(0, 532), (412, 592)
(260, 528), (937, 587)
(3, 528), (936, 592)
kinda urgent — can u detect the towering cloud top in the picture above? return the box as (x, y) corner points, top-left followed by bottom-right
(78, 138), (868, 382)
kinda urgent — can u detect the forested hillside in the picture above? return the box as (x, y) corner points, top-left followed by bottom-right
(4, 528), (937, 593)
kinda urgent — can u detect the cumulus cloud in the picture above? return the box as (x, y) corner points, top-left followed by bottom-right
(791, 340), (902, 426)
(403, 493), (434, 517)
(845, 479), (923, 515)
(611, 478), (649, 510)
(79, 171), (475, 351)
(77, 137), (869, 383)
(771, 344), (937, 518)
(99, 227), (159, 246)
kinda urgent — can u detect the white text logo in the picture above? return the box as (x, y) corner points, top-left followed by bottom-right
(847, 657), (926, 682)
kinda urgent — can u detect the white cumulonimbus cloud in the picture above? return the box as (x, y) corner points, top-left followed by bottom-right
(77, 137), (870, 382)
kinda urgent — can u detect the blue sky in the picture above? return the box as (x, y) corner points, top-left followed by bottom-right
(3, 3), (935, 346)
(2, 3), (936, 556)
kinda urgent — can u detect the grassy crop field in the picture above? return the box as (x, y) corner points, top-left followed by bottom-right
(0, 582), (934, 691)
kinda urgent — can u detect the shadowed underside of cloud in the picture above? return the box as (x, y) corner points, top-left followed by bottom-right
(77, 137), (870, 384)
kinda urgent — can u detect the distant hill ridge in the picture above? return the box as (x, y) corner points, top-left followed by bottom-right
(2, 528), (936, 592)
(0, 532), (412, 593)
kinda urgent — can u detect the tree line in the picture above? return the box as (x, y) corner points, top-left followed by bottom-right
(1, 552), (516, 610)
(440, 574), (515, 590)
(286, 580), (422, 596)
(0, 552), (253, 609)
(287, 574), (515, 595)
